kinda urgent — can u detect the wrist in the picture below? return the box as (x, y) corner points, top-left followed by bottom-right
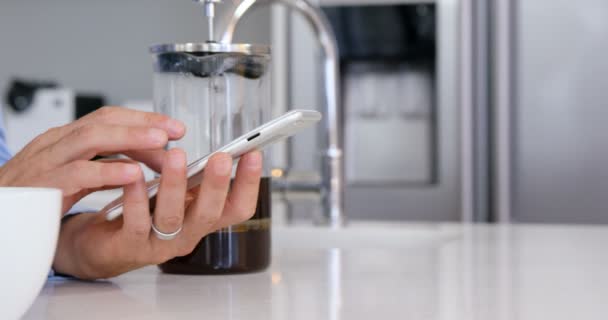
(52, 213), (97, 279)
(0, 167), (10, 187)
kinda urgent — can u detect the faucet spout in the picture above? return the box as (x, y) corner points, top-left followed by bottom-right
(220, 0), (345, 227)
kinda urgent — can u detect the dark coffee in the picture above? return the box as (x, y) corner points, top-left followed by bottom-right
(159, 177), (271, 275)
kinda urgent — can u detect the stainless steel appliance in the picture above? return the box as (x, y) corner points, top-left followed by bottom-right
(219, 0), (467, 223)
(223, 0), (608, 224)
(490, 0), (608, 224)
(277, 0), (466, 222)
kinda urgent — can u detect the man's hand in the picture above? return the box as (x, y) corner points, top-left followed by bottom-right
(0, 105), (264, 279)
(52, 150), (263, 280)
(0, 106), (185, 213)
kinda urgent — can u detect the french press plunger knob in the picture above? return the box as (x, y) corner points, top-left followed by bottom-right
(193, 0), (223, 42)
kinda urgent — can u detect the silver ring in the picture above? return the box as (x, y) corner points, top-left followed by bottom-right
(151, 222), (183, 241)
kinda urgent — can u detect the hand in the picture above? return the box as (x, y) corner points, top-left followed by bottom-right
(52, 150), (263, 280)
(0, 107), (185, 213)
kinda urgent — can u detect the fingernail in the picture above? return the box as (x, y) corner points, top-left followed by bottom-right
(246, 151), (263, 170)
(124, 164), (141, 178)
(168, 150), (186, 169)
(149, 128), (168, 144)
(168, 119), (186, 137)
(214, 155), (233, 176)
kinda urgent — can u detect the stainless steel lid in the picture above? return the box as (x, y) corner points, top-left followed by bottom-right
(150, 42), (270, 55)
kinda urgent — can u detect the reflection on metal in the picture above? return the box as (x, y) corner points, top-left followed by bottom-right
(328, 248), (343, 320)
(460, 0), (491, 223)
(493, 0), (515, 223)
(271, 168), (285, 178)
(496, 226), (514, 320)
(220, 0), (345, 228)
(192, 0), (223, 41)
(149, 42), (270, 55)
(460, 0), (475, 223)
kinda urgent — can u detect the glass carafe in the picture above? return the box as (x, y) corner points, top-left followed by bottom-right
(151, 43), (271, 274)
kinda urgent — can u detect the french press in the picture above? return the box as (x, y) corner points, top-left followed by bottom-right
(150, 0), (272, 274)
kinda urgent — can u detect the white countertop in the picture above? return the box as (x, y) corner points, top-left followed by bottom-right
(23, 222), (608, 320)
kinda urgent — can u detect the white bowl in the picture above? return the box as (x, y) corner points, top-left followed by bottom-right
(0, 188), (61, 320)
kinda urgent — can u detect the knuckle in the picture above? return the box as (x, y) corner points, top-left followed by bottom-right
(43, 141), (58, 158)
(158, 215), (183, 231)
(29, 132), (45, 146)
(209, 176), (230, 192)
(196, 209), (222, 226)
(126, 126), (139, 138)
(72, 125), (102, 153)
(45, 126), (62, 138)
(194, 217), (217, 230)
(71, 125), (93, 140)
(144, 112), (166, 125)
(28, 134), (47, 150)
(123, 127), (140, 143)
(126, 191), (150, 209)
(70, 160), (90, 173)
(96, 106), (116, 119)
(31, 127), (59, 146)
(132, 224), (150, 238)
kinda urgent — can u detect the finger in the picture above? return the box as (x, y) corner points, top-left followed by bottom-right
(179, 153), (232, 250)
(17, 126), (66, 158)
(64, 184), (130, 214)
(122, 149), (168, 173)
(152, 148), (187, 237)
(95, 158), (146, 165)
(40, 160), (142, 197)
(44, 124), (169, 167)
(61, 159), (147, 208)
(121, 168), (152, 244)
(79, 106), (186, 140)
(212, 151), (263, 229)
(21, 107), (185, 157)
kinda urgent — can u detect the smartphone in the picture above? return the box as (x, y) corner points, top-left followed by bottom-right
(103, 109), (322, 221)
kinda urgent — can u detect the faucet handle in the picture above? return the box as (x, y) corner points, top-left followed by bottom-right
(193, 0), (223, 42)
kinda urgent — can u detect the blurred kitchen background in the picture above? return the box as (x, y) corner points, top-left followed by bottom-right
(2, 0), (608, 225)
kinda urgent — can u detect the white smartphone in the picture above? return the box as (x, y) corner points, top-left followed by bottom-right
(103, 109), (322, 221)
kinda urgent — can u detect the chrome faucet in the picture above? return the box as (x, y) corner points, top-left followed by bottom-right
(219, 0), (345, 227)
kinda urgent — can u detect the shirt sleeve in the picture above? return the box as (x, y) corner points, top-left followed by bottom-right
(0, 106), (13, 165)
